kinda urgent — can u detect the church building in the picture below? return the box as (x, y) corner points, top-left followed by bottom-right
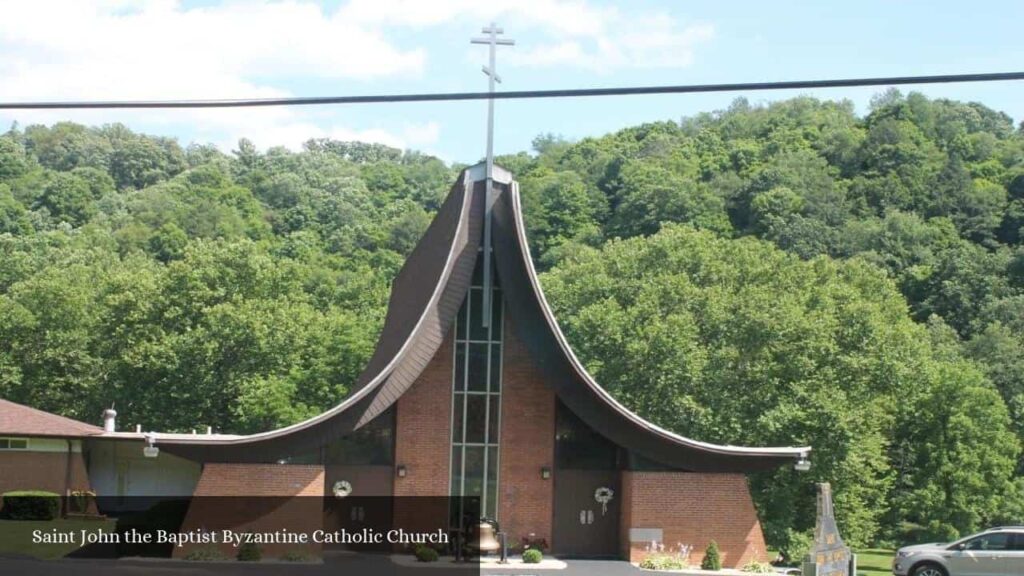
(0, 165), (810, 565)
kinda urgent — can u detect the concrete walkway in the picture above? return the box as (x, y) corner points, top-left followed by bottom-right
(0, 554), (650, 576)
(391, 553), (569, 570)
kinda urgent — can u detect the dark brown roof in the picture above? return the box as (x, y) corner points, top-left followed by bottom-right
(0, 398), (103, 438)
(157, 163), (810, 471)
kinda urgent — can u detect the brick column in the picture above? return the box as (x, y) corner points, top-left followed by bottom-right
(497, 316), (555, 549)
(393, 334), (454, 497)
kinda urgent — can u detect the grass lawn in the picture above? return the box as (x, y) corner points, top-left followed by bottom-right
(856, 548), (895, 576)
(0, 517), (116, 560)
(768, 546), (894, 575)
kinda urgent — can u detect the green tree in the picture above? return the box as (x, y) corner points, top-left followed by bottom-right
(893, 362), (1020, 541)
(34, 172), (96, 226)
(148, 222), (189, 262)
(701, 541), (721, 570)
(22, 122), (110, 172)
(102, 124), (186, 189)
(519, 169), (604, 259)
(541, 225), (1019, 547)
(608, 161), (730, 238)
(0, 136), (30, 181)
(0, 184), (32, 235)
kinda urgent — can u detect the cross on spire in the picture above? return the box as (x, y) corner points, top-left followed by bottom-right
(471, 23), (514, 181)
(471, 23), (514, 327)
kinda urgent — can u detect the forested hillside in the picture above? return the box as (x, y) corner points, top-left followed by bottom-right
(1, 90), (1022, 552)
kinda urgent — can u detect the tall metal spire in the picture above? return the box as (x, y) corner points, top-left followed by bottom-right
(471, 23), (514, 327)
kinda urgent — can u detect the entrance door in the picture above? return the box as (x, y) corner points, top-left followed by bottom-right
(553, 469), (620, 557)
(323, 465), (394, 551)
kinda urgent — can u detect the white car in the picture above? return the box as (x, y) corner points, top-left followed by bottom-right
(892, 527), (1024, 576)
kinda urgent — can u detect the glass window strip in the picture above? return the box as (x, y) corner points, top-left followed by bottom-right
(450, 274), (503, 522)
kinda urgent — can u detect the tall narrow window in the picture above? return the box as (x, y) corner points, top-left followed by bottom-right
(450, 250), (503, 523)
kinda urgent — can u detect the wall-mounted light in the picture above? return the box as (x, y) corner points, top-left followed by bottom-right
(794, 457), (811, 472)
(143, 434), (159, 458)
(540, 466), (551, 480)
(396, 465), (407, 478)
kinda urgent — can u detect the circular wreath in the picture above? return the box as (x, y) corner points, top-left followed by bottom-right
(332, 480), (353, 498)
(594, 486), (614, 503)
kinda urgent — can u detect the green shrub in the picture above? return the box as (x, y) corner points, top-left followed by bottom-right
(701, 541), (722, 571)
(184, 545), (229, 561)
(778, 529), (813, 565)
(415, 545), (439, 562)
(1, 491), (60, 520)
(522, 548), (543, 563)
(279, 549), (314, 562)
(742, 560), (775, 573)
(236, 541), (261, 562)
(639, 553), (688, 570)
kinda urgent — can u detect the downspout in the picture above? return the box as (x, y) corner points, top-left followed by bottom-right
(63, 439), (73, 517)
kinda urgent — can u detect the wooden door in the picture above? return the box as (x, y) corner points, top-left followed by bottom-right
(553, 469), (620, 557)
(323, 465), (394, 551)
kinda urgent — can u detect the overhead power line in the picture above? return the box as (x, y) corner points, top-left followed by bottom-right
(1, 71), (1022, 110)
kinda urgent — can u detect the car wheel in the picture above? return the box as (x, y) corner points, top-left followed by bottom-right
(912, 562), (947, 576)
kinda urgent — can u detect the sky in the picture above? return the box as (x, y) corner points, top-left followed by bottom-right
(1, 0), (1022, 164)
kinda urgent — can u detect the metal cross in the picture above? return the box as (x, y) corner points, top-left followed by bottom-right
(471, 23), (513, 327)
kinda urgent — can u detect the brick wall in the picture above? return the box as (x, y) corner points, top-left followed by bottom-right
(174, 463), (324, 559)
(190, 463), (324, 497)
(383, 310), (767, 565)
(391, 315), (556, 546)
(393, 333), (453, 497)
(620, 471), (768, 567)
(497, 316), (555, 548)
(0, 449), (91, 496)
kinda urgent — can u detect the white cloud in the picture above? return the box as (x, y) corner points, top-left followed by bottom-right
(339, 0), (715, 73)
(206, 112), (441, 153)
(0, 0), (713, 152)
(0, 0), (425, 100)
(0, 0), (433, 152)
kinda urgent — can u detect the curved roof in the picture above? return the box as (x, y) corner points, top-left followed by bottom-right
(146, 164), (809, 471)
(152, 170), (484, 462)
(491, 179), (810, 472)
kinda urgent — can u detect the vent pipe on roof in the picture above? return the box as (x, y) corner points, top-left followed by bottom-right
(102, 408), (117, 433)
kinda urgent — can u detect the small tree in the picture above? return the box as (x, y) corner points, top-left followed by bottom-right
(701, 540), (721, 571)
